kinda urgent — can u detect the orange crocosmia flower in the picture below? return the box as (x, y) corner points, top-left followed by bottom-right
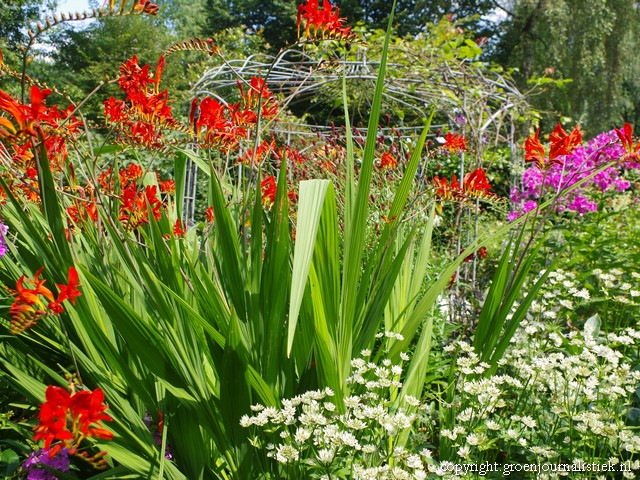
(56, 267), (81, 306)
(205, 206), (215, 223)
(119, 163), (144, 184)
(239, 139), (276, 166)
(443, 132), (467, 152)
(379, 152), (397, 169)
(9, 267), (60, 334)
(463, 168), (492, 196)
(525, 124), (582, 170)
(297, 0), (354, 40)
(34, 385), (113, 460)
(173, 219), (186, 236)
(260, 175), (277, 207)
(615, 122), (640, 158)
(524, 128), (546, 169)
(159, 179), (175, 194)
(432, 174), (462, 200)
(133, 0), (158, 15)
(548, 122), (582, 162)
(25, 267), (55, 303)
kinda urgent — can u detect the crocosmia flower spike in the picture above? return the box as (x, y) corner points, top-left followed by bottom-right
(8, 266), (82, 334)
(34, 385), (113, 468)
(524, 123), (582, 170)
(297, 0), (355, 41)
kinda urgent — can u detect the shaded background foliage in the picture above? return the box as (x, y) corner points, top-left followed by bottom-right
(495, 0), (640, 132)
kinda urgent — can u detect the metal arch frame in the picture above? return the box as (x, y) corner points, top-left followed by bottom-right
(184, 47), (528, 227)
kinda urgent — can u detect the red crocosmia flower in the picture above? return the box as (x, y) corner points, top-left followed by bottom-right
(192, 97), (237, 148)
(8, 267), (75, 334)
(463, 246), (488, 263)
(106, 55), (182, 151)
(56, 267), (81, 306)
(548, 122), (582, 162)
(173, 219), (186, 236)
(278, 146), (305, 164)
(260, 175), (277, 207)
(133, 0), (158, 15)
(524, 128), (546, 169)
(379, 152), (397, 169)
(34, 385), (113, 461)
(154, 55), (166, 92)
(443, 132), (467, 152)
(119, 163), (144, 184)
(463, 168), (492, 196)
(615, 122), (640, 158)
(159, 179), (175, 194)
(297, 0), (354, 40)
(119, 185), (163, 230)
(48, 301), (64, 314)
(103, 97), (126, 123)
(205, 206), (215, 223)
(432, 175), (462, 200)
(549, 122), (582, 153)
(525, 124), (582, 170)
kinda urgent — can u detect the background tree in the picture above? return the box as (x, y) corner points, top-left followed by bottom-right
(494, 0), (640, 131)
(203, 0), (496, 52)
(0, 0), (52, 48)
(337, 0), (495, 36)
(205, 0), (297, 53)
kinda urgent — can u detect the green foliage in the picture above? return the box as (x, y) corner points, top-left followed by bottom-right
(496, 0), (640, 131)
(204, 0), (298, 53)
(0, 0), (47, 48)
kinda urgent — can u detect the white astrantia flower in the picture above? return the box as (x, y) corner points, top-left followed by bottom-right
(406, 454), (423, 469)
(275, 444), (299, 463)
(316, 448), (335, 465)
(243, 317), (640, 479)
(520, 416), (537, 429)
(486, 420), (501, 430)
(361, 444), (377, 454)
(457, 445), (470, 459)
(414, 469), (427, 480)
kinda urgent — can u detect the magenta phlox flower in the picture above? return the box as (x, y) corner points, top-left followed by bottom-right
(23, 448), (70, 480)
(509, 129), (637, 220)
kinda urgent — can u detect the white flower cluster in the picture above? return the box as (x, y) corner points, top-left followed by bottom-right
(427, 322), (640, 477)
(241, 350), (431, 478)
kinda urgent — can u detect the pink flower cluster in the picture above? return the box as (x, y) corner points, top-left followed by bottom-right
(509, 130), (638, 220)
